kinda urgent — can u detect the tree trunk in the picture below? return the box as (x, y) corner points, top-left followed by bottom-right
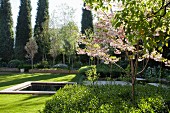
(131, 41), (139, 103)
(31, 58), (33, 69)
(68, 56), (71, 65)
(71, 57), (74, 69)
(53, 57), (56, 66)
(130, 59), (135, 102)
(63, 54), (65, 64)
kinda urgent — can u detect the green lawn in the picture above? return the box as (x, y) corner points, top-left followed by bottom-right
(0, 73), (81, 113)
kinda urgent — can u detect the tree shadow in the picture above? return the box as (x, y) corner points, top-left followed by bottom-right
(0, 73), (69, 88)
(22, 95), (51, 101)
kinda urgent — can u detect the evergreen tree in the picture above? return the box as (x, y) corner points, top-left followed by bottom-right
(0, 0), (14, 62)
(81, 3), (93, 34)
(15, 0), (32, 61)
(80, 3), (94, 64)
(34, 0), (50, 62)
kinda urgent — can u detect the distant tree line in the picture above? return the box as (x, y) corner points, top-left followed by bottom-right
(0, 0), (94, 68)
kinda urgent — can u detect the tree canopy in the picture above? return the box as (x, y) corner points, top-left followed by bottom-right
(81, 3), (93, 34)
(0, 0), (14, 62)
(79, 0), (170, 100)
(15, 0), (32, 61)
(34, 0), (50, 62)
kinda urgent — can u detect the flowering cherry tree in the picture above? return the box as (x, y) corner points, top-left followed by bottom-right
(77, 0), (170, 101)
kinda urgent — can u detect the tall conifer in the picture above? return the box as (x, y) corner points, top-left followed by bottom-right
(15, 0), (32, 61)
(34, 0), (50, 62)
(0, 0), (14, 62)
(81, 3), (93, 34)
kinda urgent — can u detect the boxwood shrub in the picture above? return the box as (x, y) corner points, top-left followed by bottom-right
(8, 59), (23, 68)
(78, 65), (94, 75)
(79, 64), (125, 79)
(42, 84), (170, 113)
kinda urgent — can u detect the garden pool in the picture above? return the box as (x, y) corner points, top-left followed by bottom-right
(0, 81), (76, 95)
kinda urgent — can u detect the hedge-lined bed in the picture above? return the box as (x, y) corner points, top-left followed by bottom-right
(43, 84), (170, 113)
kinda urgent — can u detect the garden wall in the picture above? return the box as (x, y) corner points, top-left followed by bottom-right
(0, 68), (19, 72)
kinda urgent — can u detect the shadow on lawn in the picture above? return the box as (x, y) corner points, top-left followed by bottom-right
(0, 73), (76, 89)
(22, 95), (51, 101)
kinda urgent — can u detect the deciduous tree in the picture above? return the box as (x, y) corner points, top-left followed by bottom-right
(79, 0), (170, 101)
(25, 38), (38, 69)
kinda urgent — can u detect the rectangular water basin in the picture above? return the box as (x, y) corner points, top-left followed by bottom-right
(0, 81), (76, 95)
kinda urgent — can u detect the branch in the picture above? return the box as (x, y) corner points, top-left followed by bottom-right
(112, 61), (129, 75)
(152, 1), (170, 15)
(137, 58), (149, 75)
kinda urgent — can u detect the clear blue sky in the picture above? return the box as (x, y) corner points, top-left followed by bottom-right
(10, 0), (83, 29)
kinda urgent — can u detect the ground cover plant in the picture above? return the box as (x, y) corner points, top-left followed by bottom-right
(43, 84), (170, 113)
(0, 73), (81, 113)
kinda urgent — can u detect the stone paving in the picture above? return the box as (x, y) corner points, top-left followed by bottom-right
(83, 81), (131, 85)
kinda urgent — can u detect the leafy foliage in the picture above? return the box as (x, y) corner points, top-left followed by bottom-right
(79, 0), (170, 101)
(42, 84), (170, 113)
(85, 65), (100, 84)
(78, 65), (94, 75)
(34, 60), (49, 69)
(8, 59), (23, 68)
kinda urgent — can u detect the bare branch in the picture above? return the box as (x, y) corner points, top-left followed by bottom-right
(137, 58), (149, 75)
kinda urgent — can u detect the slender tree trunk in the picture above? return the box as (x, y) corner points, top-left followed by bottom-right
(71, 57), (74, 69)
(131, 41), (139, 103)
(31, 58), (33, 69)
(97, 57), (99, 65)
(89, 57), (91, 65)
(130, 59), (135, 102)
(68, 56), (71, 65)
(63, 54), (65, 64)
(53, 57), (56, 66)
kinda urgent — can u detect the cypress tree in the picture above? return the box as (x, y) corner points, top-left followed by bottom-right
(34, 0), (50, 62)
(81, 3), (93, 34)
(80, 3), (94, 64)
(0, 0), (1, 47)
(0, 0), (14, 62)
(15, 0), (32, 61)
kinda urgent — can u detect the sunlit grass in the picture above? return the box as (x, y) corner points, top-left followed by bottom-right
(0, 73), (81, 113)
(0, 94), (52, 113)
(0, 73), (79, 90)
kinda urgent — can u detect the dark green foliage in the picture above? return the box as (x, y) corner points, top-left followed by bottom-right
(18, 64), (32, 72)
(73, 61), (82, 69)
(81, 3), (93, 34)
(15, 0), (32, 61)
(96, 63), (110, 77)
(8, 59), (23, 68)
(34, 60), (49, 69)
(0, 61), (7, 67)
(79, 64), (125, 78)
(0, 0), (14, 62)
(78, 65), (94, 75)
(43, 84), (170, 113)
(34, 0), (50, 62)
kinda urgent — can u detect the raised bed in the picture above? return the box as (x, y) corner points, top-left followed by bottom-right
(0, 67), (19, 72)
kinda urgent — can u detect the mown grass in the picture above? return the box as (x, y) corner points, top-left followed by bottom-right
(0, 73), (81, 113)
